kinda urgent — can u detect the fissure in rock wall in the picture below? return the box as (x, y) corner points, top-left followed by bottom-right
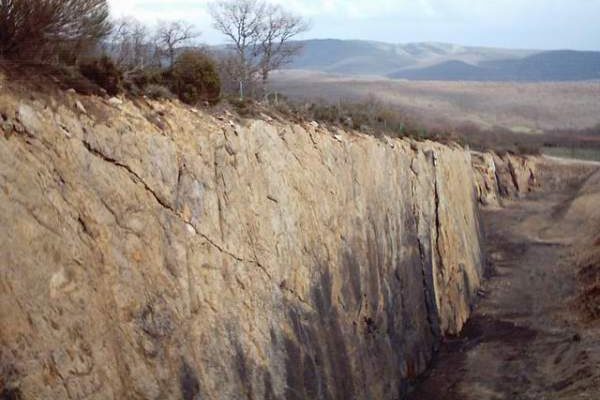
(0, 91), (483, 399)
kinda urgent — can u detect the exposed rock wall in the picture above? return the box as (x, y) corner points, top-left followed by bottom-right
(472, 150), (600, 207)
(0, 90), (483, 399)
(472, 152), (502, 207)
(472, 151), (541, 206)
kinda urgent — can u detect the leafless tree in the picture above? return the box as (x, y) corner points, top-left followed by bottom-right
(258, 4), (309, 83)
(107, 17), (154, 71)
(0, 0), (111, 62)
(155, 20), (200, 67)
(209, 0), (309, 98)
(216, 53), (258, 97)
(210, 0), (265, 98)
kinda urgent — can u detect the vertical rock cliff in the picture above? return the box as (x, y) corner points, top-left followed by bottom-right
(0, 90), (483, 399)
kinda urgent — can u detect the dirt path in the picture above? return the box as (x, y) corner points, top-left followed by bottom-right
(407, 189), (600, 399)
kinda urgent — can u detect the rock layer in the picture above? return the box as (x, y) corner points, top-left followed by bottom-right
(472, 151), (540, 206)
(0, 91), (483, 399)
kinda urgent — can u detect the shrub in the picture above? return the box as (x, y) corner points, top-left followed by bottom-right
(515, 144), (542, 156)
(128, 67), (166, 89)
(228, 97), (259, 117)
(169, 50), (221, 104)
(295, 99), (430, 140)
(0, 0), (111, 62)
(144, 84), (174, 100)
(122, 67), (165, 95)
(79, 56), (123, 96)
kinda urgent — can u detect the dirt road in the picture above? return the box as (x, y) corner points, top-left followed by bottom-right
(407, 188), (600, 399)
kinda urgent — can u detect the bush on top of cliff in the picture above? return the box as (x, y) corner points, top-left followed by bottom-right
(79, 56), (123, 96)
(0, 0), (111, 63)
(264, 96), (451, 142)
(167, 50), (221, 105)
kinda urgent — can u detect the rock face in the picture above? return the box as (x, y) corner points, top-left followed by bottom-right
(472, 151), (541, 206)
(0, 90), (483, 399)
(472, 152), (502, 207)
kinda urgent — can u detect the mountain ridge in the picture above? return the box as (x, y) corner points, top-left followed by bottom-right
(284, 39), (600, 81)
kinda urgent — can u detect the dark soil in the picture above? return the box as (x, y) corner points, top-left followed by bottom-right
(407, 190), (600, 400)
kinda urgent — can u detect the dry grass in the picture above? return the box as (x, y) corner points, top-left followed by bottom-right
(269, 70), (600, 132)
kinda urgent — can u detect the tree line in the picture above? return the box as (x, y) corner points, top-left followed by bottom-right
(0, 0), (309, 103)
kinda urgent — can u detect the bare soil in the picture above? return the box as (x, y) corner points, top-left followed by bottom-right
(407, 189), (600, 399)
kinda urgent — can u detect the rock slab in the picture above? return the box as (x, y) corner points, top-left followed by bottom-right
(0, 92), (483, 399)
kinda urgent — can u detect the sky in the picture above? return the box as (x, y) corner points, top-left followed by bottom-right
(108, 0), (600, 50)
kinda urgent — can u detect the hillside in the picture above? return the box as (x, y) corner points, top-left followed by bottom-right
(285, 40), (600, 81)
(287, 39), (536, 76)
(284, 39), (417, 75)
(388, 60), (491, 81)
(390, 50), (600, 81)
(269, 71), (600, 131)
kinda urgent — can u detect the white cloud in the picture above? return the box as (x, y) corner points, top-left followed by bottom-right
(106, 0), (600, 49)
(106, 0), (469, 22)
(108, 0), (212, 24)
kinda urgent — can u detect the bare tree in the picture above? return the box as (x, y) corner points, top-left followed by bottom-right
(258, 4), (309, 83)
(216, 53), (253, 97)
(0, 0), (111, 61)
(155, 20), (199, 67)
(107, 17), (154, 71)
(210, 0), (265, 98)
(210, 0), (308, 98)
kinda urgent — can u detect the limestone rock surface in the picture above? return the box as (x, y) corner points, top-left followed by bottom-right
(472, 151), (542, 205)
(0, 90), (484, 399)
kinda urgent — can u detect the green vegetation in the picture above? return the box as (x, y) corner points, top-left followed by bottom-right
(542, 147), (600, 162)
(143, 84), (175, 100)
(0, 0), (111, 62)
(0, 2), (210, 104)
(119, 50), (221, 104)
(169, 51), (221, 104)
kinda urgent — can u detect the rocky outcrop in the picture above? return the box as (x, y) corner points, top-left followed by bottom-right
(472, 152), (501, 206)
(472, 149), (600, 321)
(472, 151), (540, 205)
(0, 89), (484, 399)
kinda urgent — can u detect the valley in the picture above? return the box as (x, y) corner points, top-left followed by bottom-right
(269, 70), (600, 133)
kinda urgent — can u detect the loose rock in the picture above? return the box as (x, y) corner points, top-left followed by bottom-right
(18, 103), (42, 135)
(75, 100), (87, 114)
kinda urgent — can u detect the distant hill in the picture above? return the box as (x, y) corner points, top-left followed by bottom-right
(389, 50), (600, 81)
(284, 40), (600, 81)
(287, 39), (416, 75)
(388, 60), (491, 81)
(482, 50), (600, 81)
(286, 39), (536, 76)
